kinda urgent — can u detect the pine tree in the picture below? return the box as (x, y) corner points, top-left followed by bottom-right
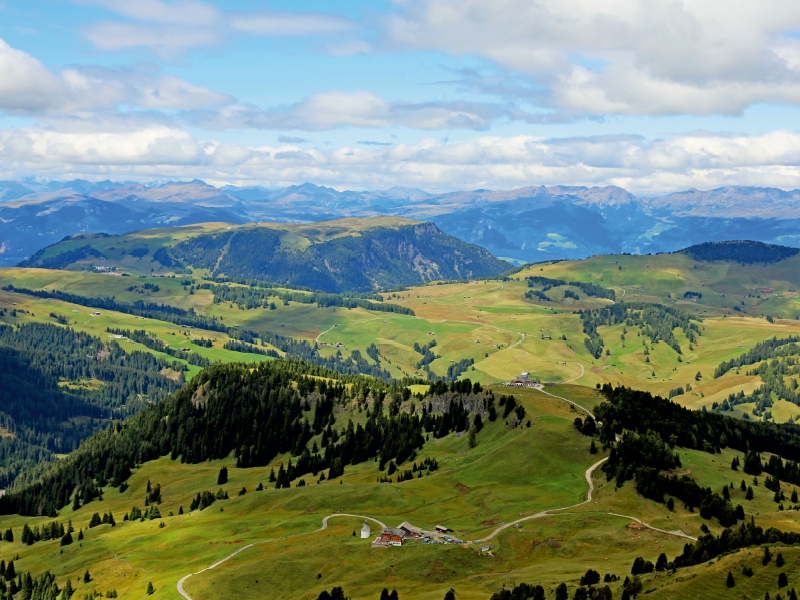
(84, 570), (91, 583)
(78, 529), (83, 541)
(444, 589), (456, 600)
(147, 581), (155, 595)
(89, 513), (102, 528)
(590, 440), (597, 454)
(656, 553), (668, 571)
(217, 467), (228, 485)
(727, 572), (735, 588)
(2, 529), (11, 543)
(60, 531), (73, 546)
(746, 486), (755, 500)
(779, 573), (789, 588)
(179, 506), (184, 515)
(777, 553), (786, 567)
(4, 561), (14, 581)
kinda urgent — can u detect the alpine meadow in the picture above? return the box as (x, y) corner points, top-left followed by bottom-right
(6, 2), (800, 600)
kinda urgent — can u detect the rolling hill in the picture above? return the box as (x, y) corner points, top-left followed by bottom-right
(18, 218), (511, 293)
(2, 237), (800, 598)
(4, 179), (800, 266)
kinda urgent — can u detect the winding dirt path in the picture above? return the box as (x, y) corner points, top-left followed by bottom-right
(176, 457), (695, 599)
(536, 384), (595, 419)
(559, 361), (585, 384)
(474, 457), (607, 543)
(176, 514), (386, 600)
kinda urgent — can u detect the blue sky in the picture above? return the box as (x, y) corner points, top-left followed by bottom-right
(2, 0), (800, 193)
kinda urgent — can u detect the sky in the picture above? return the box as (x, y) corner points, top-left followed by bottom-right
(3, 0), (800, 193)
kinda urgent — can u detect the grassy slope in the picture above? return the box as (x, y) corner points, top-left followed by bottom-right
(3, 259), (800, 421)
(0, 384), (794, 599)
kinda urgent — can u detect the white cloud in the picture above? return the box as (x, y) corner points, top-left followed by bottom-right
(6, 122), (800, 193)
(386, 0), (800, 116)
(0, 38), (230, 114)
(83, 22), (222, 53)
(77, 0), (355, 54)
(78, 0), (220, 27)
(192, 90), (511, 131)
(228, 11), (352, 36)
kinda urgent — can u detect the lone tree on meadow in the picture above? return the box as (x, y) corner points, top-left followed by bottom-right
(726, 572), (735, 587)
(217, 466), (228, 485)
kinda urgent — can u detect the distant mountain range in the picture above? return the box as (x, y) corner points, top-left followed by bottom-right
(2, 179), (800, 266)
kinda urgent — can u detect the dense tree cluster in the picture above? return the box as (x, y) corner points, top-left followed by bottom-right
(211, 284), (414, 315)
(0, 360), (486, 516)
(525, 276), (616, 300)
(3, 285), (228, 332)
(0, 323), (182, 488)
(18, 244), (103, 269)
(106, 328), (211, 367)
(596, 385), (800, 526)
(579, 302), (700, 358)
(679, 240), (799, 264)
(714, 336), (800, 378)
(222, 340), (276, 357)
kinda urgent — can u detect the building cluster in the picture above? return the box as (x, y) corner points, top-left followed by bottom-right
(367, 521), (455, 548)
(505, 372), (540, 388)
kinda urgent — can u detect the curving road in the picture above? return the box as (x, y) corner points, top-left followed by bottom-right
(559, 361), (585, 385)
(536, 384), (595, 419)
(176, 459), (695, 599)
(474, 457), (607, 543)
(176, 514), (386, 600)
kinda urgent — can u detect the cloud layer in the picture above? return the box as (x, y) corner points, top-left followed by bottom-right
(388, 0), (800, 116)
(5, 122), (800, 193)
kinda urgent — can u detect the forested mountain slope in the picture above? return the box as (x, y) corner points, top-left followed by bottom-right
(0, 322), (183, 488)
(19, 219), (511, 293)
(0, 359), (491, 517)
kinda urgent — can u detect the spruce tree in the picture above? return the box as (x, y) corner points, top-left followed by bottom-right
(726, 572), (735, 587)
(779, 573), (789, 588)
(777, 553), (785, 567)
(147, 581), (155, 595)
(217, 467), (228, 485)
(84, 570), (91, 583)
(60, 532), (73, 546)
(4, 561), (14, 581)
